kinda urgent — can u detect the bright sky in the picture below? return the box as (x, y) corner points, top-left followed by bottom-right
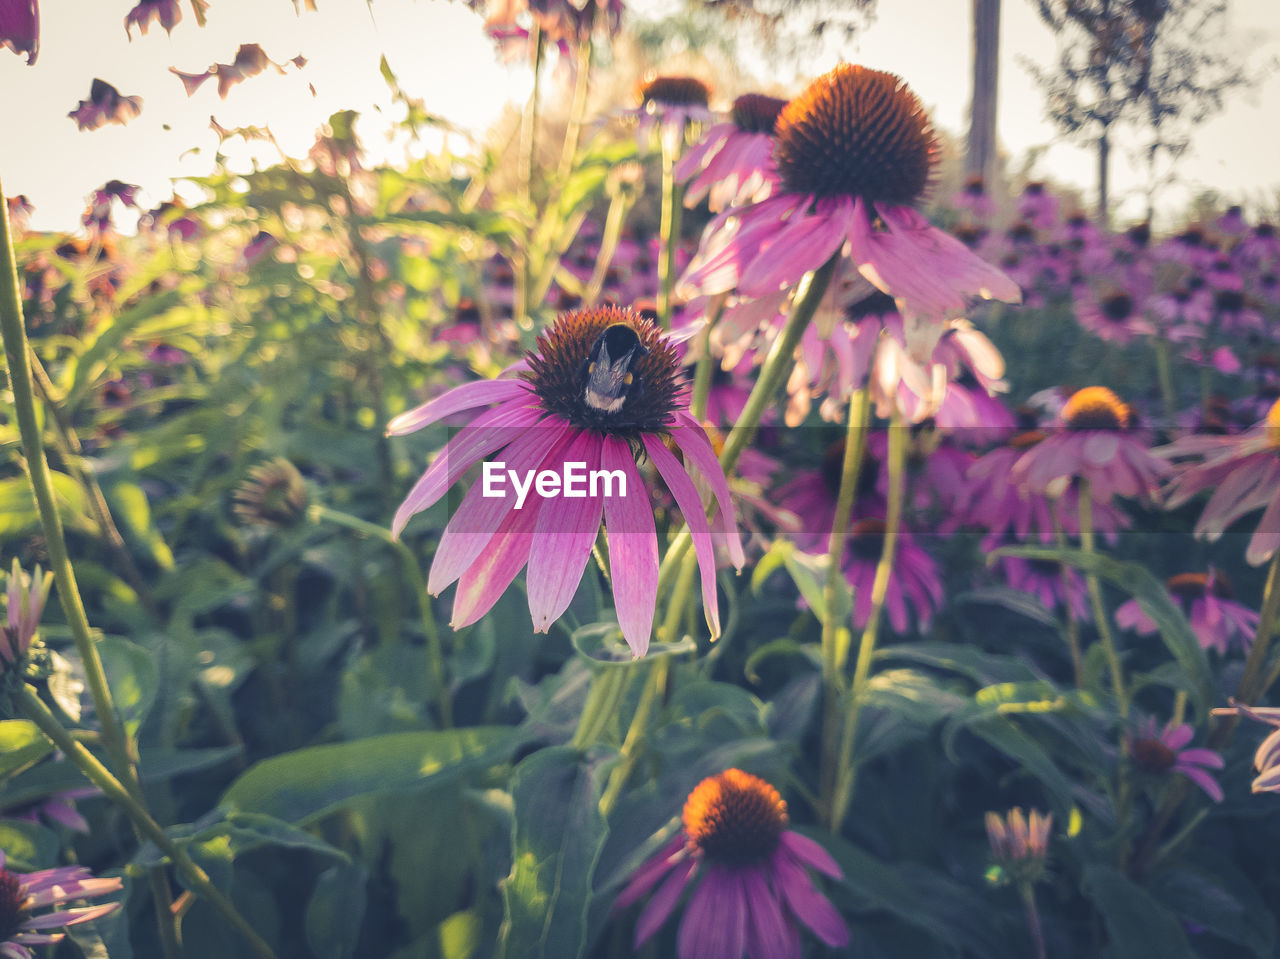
(3, 0), (1279, 233)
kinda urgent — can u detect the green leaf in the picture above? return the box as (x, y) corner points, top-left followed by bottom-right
(498, 746), (614, 959)
(0, 721), (53, 779)
(0, 819), (59, 872)
(877, 641), (1041, 686)
(105, 482), (174, 570)
(221, 727), (517, 825)
(751, 540), (849, 623)
(98, 636), (159, 739)
(995, 546), (1212, 715)
(950, 715), (1078, 814)
(569, 621), (694, 667)
(306, 864), (369, 959)
(1081, 864), (1196, 958)
(1149, 859), (1277, 957)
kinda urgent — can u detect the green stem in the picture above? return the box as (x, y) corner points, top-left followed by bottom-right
(309, 504), (452, 728)
(1020, 883), (1048, 959)
(656, 140), (684, 328)
(583, 187), (633, 309)
(828, 404), (906, 831)
(599, 658), (668, 817)
(555, 32), (595, 187)
(817, 390), (870, 811)
(1050, 499), (1084, 687)
(688, 296), (726, 422)
(1078, 480), (1128, 718)
(18, 688), (278, 959)
(654, 255), (838, 599)
(1233, 550), (1280, 706)
(569, 665), (629, 750)
(1154, 338), (1177, 421)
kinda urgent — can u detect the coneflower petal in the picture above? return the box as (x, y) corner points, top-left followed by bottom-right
(385, 378), (530, 436)
(527, 432), (605, 632)
(644, 435), (722, 638)
(602, 436), (659, 658)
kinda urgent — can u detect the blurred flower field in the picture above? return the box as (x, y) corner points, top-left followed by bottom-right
(4, 1), (1280, 957)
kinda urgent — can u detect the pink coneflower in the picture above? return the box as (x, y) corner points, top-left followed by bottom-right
(1129, 718), (1224, 802)
(843, 518), (942, 633)
(1012, 387), (1169, 504)
(1115, 570), (1257, 655)
(615, 768), (848, 959)
(124, 0), (183, 37)
(628, 75), (714, 155)
(951, 174), (996, 221)
(986, 807), (1052, 885)
(389, 306), (742, 657)
(2, 559), (53, 673)
(67, 79), (143, 131)
(1017, 182), (1059, 231)
(1074, 287), (1155, 344)
(1161, 398), (1280, 565)
(676, 93), (787, 212)
(0, 851), (123, 959)
(680, 65), (1019, 361)
(0, 0), (38, 64)
(998, 553), (1090, 621)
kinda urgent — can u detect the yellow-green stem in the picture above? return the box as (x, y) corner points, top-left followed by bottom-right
(555, 32), (595, 187)
(570, 665), (630, 749)
(1233, 550), (1280, 706)
(599, 658), (668, 817)
(583, 187), (633, 308)
(688, 295), (726, 422)
(18, 687), (277, 959)
(828, 405), (906, 831)
(1050, 498), (1084, 686)
(1078, 480), (1128, 717)
(817, 390), (871, 810)
(655, 139), (683, 328)
(654, 255), (838, 599)
(309, 505), (452, 728)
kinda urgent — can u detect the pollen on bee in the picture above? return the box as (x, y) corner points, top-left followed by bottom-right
(624, 373), (633, 385)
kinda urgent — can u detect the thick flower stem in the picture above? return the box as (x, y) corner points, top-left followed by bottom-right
(1154, 338), (1177, 421)
(654, 254), (838, 599)
(309, 504), (452, 728)
(689, 295), (726, 421)
(1020, 884), (1048, 959)
(1231, 550), (1280, 707)
(817, 390), (870, 812)
(555, 29), (595, 187)
(828, 405), (907, 832)
(1, 189), (188, 959)
(599, 658), (668, 817)
(17, 687), (278, 959)
(583, 186), (634, 309)
(1078, 480), (1128, 718)
(570, 664), (630, 750)
(1050, 501), (1084, 687)
(655, 139), (684, 328)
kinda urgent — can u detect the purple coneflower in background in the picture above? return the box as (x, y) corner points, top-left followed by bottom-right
(1074, 286), (1155, 344)
(68, 79), (143, 131)
(1130, 718), (1224, 802)
(389, 306), (742, 657)
(0, 0), (38, 64)
(615, 768), (848, 959)
(1012, 387), (1169, 504)
(0, 851), (123, 959)
(676, 93), (786, 212)
(986, 807), (1052, 884)
(1161, 397), (1280, 566)
(843, 519), (942, 633)
(998, 554), (1089, 621)
(1116, 570), (1257, 655)
(627, 74), (714, 155)
(681, 64), (1019, 361)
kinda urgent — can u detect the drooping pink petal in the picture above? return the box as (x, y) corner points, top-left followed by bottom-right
(738, 203), (851, 297)
(450, 494), (542, 629)
(391, 402), (542, 539)
(386, 378), (532, 436)
(671, 412), (744, 568)
(677, 867), (746, 959)
(601, 436), (658, 657)
(1246, 490), (1280, 566)
(1162, 724), (1194, 750)
(428, 420), (573, 593)
(633, 857), (697, 947)
(1176, 762), (1224, 802)
(644, 435), (722, 638)
(527, 432), (606, 632)
(773, 853), (849, 947)
(742, 866), (800, 959)
(614, 837), (686, 912)
(779, 831), (842, 879)
(1177, 747), (1224, 770)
